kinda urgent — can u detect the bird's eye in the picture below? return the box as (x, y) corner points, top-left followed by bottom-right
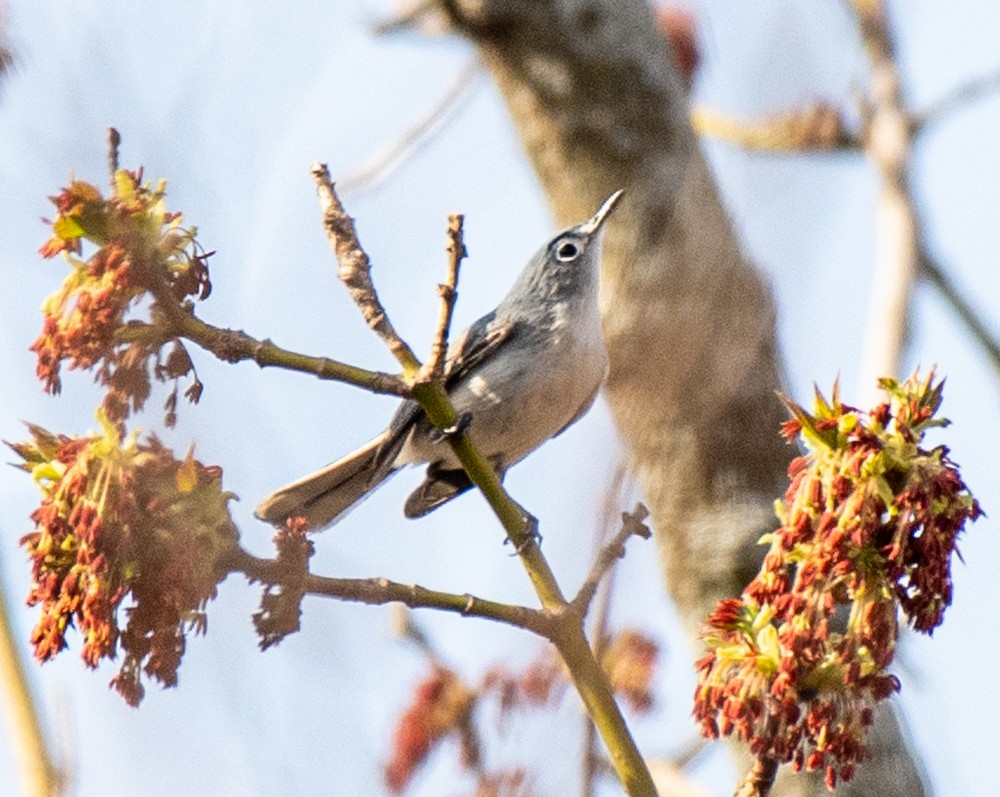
(556, 240), (580, 262)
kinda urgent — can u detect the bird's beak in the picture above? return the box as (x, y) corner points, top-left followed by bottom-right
(580, 189), (624, 235)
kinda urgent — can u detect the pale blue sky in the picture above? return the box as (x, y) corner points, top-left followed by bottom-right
(1, 2), (998, 795)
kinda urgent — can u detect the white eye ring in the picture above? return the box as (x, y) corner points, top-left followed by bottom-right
(556, 240), (580, 261)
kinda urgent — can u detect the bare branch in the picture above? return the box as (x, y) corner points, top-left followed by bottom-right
(692, 102), (861, 152)
(126, 311), (408, 397)
(228, 545), (552, 636)
(0, 582), (65, 797)
(339, 60), (481, 197)
(418, 213), (466, 384)
(106, 127), (121, 184)
(850, 0), (920, 402)
(915, 68), (1000, 132)
(582, 464), (629, 797)
(373, 0), (446, 37)
(733, 756), (778, 797)
(571, 504), (650, 618)
(919, 251), (1000, 377)
(310, 163), (422, 374)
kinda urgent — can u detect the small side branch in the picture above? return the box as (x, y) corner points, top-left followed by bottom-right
(692, 103), (861, 152)
(571, 504), (650, 617)
(733, 756), (779, 797)
(339, 59), (481, 195)
(419, 213), (466, 383)
(849, 0), (919, 402)
(919, 251), (1000, 376)
(106, 127), (121, 184)
(127, 308), (408, 397)
(227, 545), (551, 636)
(915, 68), (1000, 132)
(310, 163), (421, 375)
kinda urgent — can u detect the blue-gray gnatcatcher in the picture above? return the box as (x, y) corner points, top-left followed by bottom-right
(255, 190), (622, 529)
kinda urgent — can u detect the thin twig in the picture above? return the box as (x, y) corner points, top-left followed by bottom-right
(849, 0), (919, 402)
(915, 68), (1000, 132)
(582, 464), (628, 797)
(571, 504), (650, 618)
(310, 163), (422, 375)
(106, 127), (121, 185)
(372, 0), (443, 36)
(0, 580), (64, 797)
(919, 250), (1000, 377)
(692, 103), (861, 152)
(339, 60), (482, 197)
(122, 312), (407, 397)
(418, 213), (466, 384)
(229, 545), (552, 636)
(733, 755), (779, 797)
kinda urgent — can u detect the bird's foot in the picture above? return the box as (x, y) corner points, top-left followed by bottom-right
(429, 412), (472, 444)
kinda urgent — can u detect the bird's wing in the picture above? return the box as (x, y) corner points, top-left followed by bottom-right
(443, 311), (519, 386)
(373, 312), (518, 470)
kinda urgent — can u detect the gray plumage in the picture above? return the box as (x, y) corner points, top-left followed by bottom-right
(255, 191), (622, 530)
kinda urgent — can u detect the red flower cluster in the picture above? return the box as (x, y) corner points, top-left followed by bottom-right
(600, 630), (659, 714)
(33, 171), (210, 427)
(252, 517), (315, 650)
(693, 371), (981, 790)
(9, 414), (238, 706)
(385, 668), (477, 794)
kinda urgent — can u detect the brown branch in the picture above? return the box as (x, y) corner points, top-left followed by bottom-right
(106, 127), (121, 184)
(582, 464), (628, 797)
(417, 213), (466, 384)
(915, 68), (1000, 132)
(850, 0), (919, 402)
(227, 545), (552, 636)
(733, 756), (779, 797)
(0, 581), (65, 797)
(128, 308), (408, 397)
(310, 163), (422, 375)
(339, 60), (482, 196)
(919, 251), (1000, 376)
(692, 103), (862, 152)
(372, 0), (445, 36)
(571, 504), (650, 618)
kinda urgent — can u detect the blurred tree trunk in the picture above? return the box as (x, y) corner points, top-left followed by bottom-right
(444, 1), (926, 794)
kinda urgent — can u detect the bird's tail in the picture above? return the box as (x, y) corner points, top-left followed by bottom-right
(255, 432), (399, 530)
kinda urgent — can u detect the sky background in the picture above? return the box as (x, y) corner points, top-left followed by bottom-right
(1, 2), (998, 795)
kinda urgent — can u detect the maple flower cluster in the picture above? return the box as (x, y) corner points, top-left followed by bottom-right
(693, 371), (981, 790)
(9, 414), (238, 706)
(32, 170), (210, 428)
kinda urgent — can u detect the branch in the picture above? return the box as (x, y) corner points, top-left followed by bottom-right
(692, 103), (861, 152)
(310, 163), (422, 375)
(915, 68), (1000, 132)
(128, 308), (408, 397)
(417, 212), (466, 383)
(919, 251), (1000, 376)
(571, 504), (650, 617)
(0, 581), (64, 797)
(582, 464), (629, 797)
(850, 0), (920, 403)
(228, 545), (552, 636)
(106, 126), (121, 185)
(339, 59), (482, 196)
(733, 756), (778, 797)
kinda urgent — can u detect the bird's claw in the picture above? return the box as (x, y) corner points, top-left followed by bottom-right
(505, 510), (541, 555)
(430, 412), (473, 444)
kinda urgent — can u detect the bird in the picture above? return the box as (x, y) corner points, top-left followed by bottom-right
(255, 190), (622, 530)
